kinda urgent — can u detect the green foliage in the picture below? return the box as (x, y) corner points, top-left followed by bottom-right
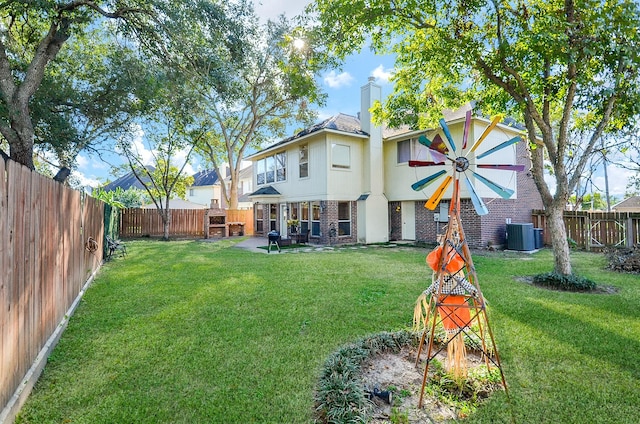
(424, 359), (503, 418)
(195, 14), (328, 209)
(92, 187), (146, 209)
(0, 0), (249, 174)
(532, 272), (597, 292)
(389, 407), (409, 424)
(626, 173), (640, 197)
(311, 0), (640, 276)
(569, 192), (612, 211)
(315, 330), (417, 423)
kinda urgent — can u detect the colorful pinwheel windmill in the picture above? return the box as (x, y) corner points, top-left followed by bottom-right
(409, 110), (524, 214)
(411, 112), (517, 409)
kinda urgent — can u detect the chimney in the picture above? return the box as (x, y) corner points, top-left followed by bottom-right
(358, 77), (389, 244)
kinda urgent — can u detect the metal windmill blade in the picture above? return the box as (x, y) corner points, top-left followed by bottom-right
(410, 114), (523, 216)
(476, 136), (521, 160)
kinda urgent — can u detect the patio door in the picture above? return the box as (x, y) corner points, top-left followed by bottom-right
(280, 204), (288, 238)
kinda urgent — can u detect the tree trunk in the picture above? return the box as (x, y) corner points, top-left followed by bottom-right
(228, 176), (238, 210)
(546, 204), (572, 275)
(8, 110), (36, 170)
(161, 205), (171, 241)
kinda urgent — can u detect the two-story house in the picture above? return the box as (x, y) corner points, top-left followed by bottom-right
(247, 78), (542, 248)
(186, 164), (253, 210)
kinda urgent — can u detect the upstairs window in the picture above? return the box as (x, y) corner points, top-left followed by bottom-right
(397, 138), (429, 164)
(276, 152), (286, 182)
(397, 139), (411, 163)
(266, 156), (275, 183)
(257, 159), (266, 185)
(331, 143), (350, 169)
(299, 145), (308, 178)
(256, 152), (287, 186)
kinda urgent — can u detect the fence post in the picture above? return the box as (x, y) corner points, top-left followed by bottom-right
(584, 213), (591, 251)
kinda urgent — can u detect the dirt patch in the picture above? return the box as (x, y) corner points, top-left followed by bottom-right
(360, 346), (488, 423)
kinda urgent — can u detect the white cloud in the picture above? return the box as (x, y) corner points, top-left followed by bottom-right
(254, 0), (311, 22)
(76, 154), (107, 170)
(323, 71), (355, 89)
(73, 171), (102, 189)
(371, 64), (393, 84)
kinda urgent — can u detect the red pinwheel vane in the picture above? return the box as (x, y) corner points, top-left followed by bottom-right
(409, 111), (523, 214)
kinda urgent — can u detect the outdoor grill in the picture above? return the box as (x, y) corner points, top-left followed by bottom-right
(267, 230), (281, 253)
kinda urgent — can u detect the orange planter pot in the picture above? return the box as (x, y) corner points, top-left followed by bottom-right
(437, 295), (471, 330)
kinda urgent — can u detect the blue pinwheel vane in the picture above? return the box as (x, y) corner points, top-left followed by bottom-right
(409, 111), (524, 214)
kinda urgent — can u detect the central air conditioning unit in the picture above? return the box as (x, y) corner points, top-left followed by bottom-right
(506, 223), (535, 251)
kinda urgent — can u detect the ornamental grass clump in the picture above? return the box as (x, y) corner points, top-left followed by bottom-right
(532, 272), (597, 292)
(314, 331), (416, 423)
(425, 359), (503, 418)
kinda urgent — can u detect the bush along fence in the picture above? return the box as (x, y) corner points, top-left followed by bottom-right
(532, 210), (640, 250)
(0, 159), (104, 423)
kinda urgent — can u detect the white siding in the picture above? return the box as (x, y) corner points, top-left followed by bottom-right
(187, 185), (218, 207)
(326, 133), (364, 200)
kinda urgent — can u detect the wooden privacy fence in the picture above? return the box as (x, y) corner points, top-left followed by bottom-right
(1, 159), (104, 421)
(120, 208), (253, 238)
(532, 210), (640, 249)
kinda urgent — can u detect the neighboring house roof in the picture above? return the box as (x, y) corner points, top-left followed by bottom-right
(141, 199), (207, 209)
(105, 168), (218, 192)
(238, 193), (252, 203)
(102, 167), (154, 191)
(246, 113), (368, 159)
(192, 169), (219, 186)
(249, 185), (280, 196)
(612, 196), (640, 211)
(223, 164), (253, 183)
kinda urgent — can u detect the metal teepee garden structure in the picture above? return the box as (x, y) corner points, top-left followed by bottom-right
(411, 112), (521, 408)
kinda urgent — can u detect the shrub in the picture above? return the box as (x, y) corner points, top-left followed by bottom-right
(605, 246), (640, 274)
(314, 330), (416, 423)
(532, 272), (597, 292)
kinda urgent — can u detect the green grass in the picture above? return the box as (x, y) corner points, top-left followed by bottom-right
(15, 241), (640, 423)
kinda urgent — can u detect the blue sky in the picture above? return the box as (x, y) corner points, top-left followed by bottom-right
(74, 0), (634, 200)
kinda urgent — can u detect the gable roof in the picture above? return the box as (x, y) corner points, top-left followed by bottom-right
(104, 168), (219, 192)
(612, 196), (640, 210)
(102, 166), (154, 191)
(191, 169), (219, 186)
(245, 113), (368, 159)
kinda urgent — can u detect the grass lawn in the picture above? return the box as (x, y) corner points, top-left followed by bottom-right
(15, 239), (640, 423)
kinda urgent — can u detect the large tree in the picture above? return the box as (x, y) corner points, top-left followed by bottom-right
(117, 67), (204, 240)
(0, 1), (154, 172)
(30, 31), (150, 176)
(196, 15), (326, 209)
(311, 0), (640, 275)
(0, 0), (244, 178)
